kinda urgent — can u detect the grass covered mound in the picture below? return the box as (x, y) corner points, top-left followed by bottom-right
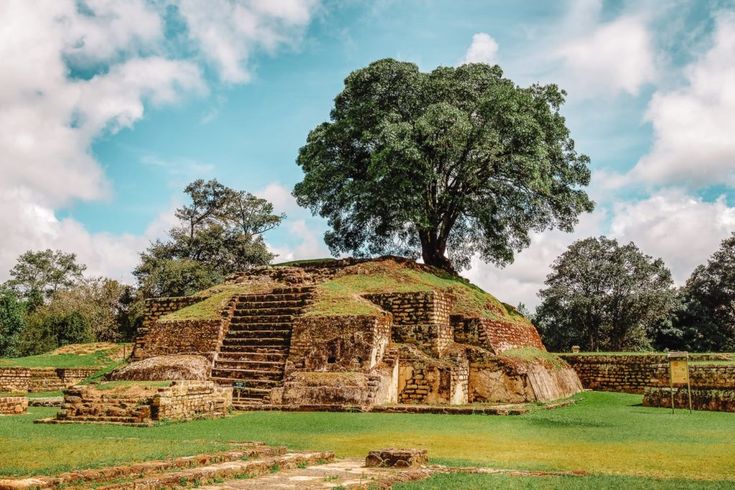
(161, 256), (529, 324)
(306, 258), (528, 322)
(0, 343), (129, 369)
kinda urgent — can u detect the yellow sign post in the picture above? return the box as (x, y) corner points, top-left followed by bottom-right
(667, 352), (692, 413)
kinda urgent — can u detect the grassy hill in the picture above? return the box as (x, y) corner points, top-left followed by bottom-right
(161, 257), (529, 324)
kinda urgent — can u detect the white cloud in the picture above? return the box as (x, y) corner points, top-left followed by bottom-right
(555, 14), (656, 96)
(629, 13), (735, 186)
(62, 0), (164, 64)
(461, 33), (498, 65)
(610, 189), (735, 282)
(177, 0), (318, 83)
(257, 182), (300, 214)
(0, 0), (320, 283)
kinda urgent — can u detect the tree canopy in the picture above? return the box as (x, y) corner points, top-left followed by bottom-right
(5, 249), (86, 307)
(134, 179), (283, 297)
(535, 237), (676, 352)
(294, 59), (593, 270)
(672, 233), (735, 352)
(0, 289), (26, 357)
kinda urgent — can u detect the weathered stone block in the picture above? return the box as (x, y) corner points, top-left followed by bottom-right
(365, 448), (428, 468)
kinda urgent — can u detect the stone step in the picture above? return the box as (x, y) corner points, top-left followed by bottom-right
(217, 351), (288, 362)
(224, 329), (291, 339)
(96, 451), (334, 490)
(237, 292), (312, 302)
(212, 376), (281, 386)
(211, 367), (283, 380)
(213, 377), (283, 388)
(231, 314), (295, 323)
(234, 299), (309, 309)
(58, 415), (144, 424)
(212, 359), (284, 370)
(232, 386), (273, 399)
(228, 322), (294, 331)
(220, 338), (289, 349)
(271, 286), (315, 294)
(231, 399), (268, 408)
(233, 308), (302, 317)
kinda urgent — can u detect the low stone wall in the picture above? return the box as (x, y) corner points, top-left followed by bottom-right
(286, 314), (392, 373)
(56, 381), (232, 425)
(643, 387), (735, 412)
(0, 367), (98, 392)
(0, 395), (28, 414)
(152, 382), (232, 421)
(562, 354), (735, 394)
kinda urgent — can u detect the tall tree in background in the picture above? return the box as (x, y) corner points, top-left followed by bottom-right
(535, 237), (676, 351)
(294, 59), (593, 271)
(0, 289), (26, 357)
(673, 234), (735, 351)
(135, 179), (283, 297)
(5, 249), (86, 307)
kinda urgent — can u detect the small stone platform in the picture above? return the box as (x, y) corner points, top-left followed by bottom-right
(36, 381), (232, 426)
(366, 448), (428, 468)
(0, 394), (28, 415)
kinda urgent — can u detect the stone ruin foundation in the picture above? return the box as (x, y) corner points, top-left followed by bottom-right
(0, 394), (28, 415)
(128, 258), (583, 411)
(39, 381), (232, 426)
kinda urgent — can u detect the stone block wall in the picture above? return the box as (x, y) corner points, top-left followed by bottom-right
(562, 354), (735, 394)
(152, 382), (231, 421)
(398, 364), (452, 404)
(452, 317), (544, 354)
(0, 395), (28, 414)
(0, 367), (98, 392)
(132, 319), (224, 361)
(57, 381), (231, 424)
(643, 387), (735, 412)
(0, 368), (30, 392)
(286, 313), (392, 373)
(364, 292), (453, 355)
(482, 319), (545, 353)
(561, 355), (668, 394)
(132, 296), (205, 360)
(396, 345), (459, 404)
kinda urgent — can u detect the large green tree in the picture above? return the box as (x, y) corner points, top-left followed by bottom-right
(536, 237), (676, 351)
(673, 234), (735, 351)
(135, 179), (283, 297)
(0, 289), (26, 357)
(294, 59), (593, 270)
(4, 249), (86, 307)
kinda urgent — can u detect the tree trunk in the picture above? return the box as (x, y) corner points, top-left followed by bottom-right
(419, 230), (454, 271)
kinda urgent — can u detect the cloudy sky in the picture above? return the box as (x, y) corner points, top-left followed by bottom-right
(2, 0), (735, 309)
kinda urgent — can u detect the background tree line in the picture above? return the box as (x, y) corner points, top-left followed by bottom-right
(0, 179), (283, 357)
(535, 234), (735, 353)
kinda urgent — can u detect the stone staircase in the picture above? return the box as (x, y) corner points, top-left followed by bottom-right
(211, 286), (314, 408)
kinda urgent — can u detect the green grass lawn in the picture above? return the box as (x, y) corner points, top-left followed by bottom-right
(0, 392), (733, 485)
(0, 350), (115, 369)
(396, 473), (735, 489)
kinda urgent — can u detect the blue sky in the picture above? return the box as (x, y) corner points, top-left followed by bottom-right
(2, 0), (735, 308)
